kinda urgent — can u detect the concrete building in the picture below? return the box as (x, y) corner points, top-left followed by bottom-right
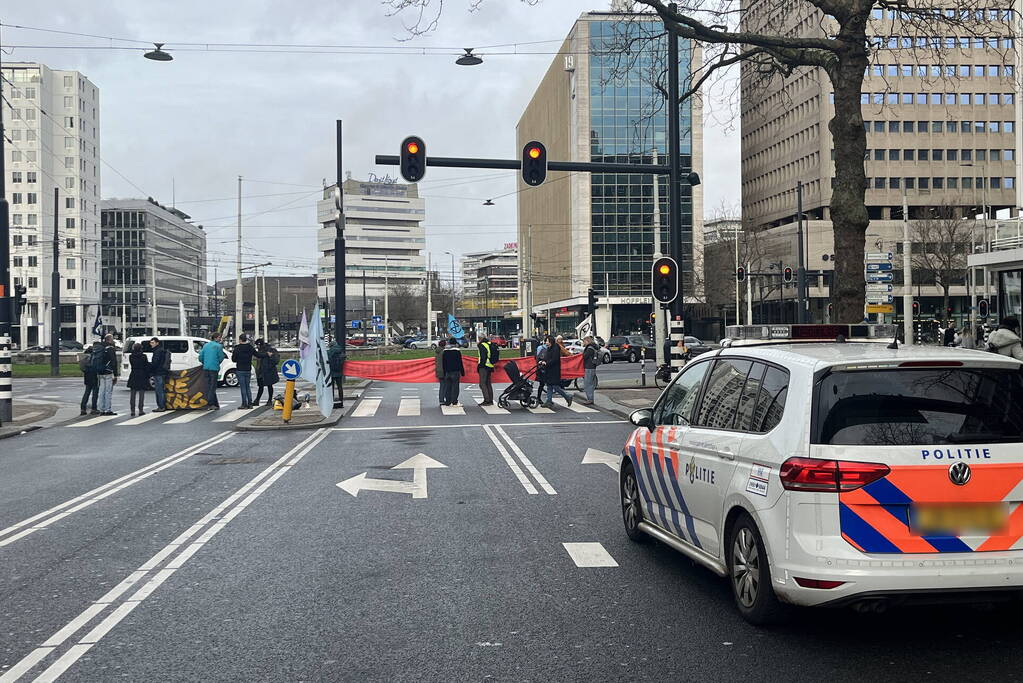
(517, 11), (703, 337)
(101, 199), (207, 337)
(3, 63), (101, 346)
(704, 217), (742, 244)
(316, 175), (426, 321)
(216, 275), (318, 342)
(458, 244), (518, 329)
(739, 5), (1019, 327)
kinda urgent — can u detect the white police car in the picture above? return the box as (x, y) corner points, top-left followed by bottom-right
(621, 323), (1023, 624)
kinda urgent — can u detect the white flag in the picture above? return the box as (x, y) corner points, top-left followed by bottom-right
(300, 303), (333, 417)
(299, 310), (310, 359)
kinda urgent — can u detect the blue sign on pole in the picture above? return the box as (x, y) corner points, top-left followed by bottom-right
(350, 320), (361, 329)
(280, 359), (302, 380)
(866, 272), (894, 282)
(866, 262), (893, 272)
(371, 315), (383, 323)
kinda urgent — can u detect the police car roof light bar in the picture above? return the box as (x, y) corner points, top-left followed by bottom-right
(723, 323), (899, 345)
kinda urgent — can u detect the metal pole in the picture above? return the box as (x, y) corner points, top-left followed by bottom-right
(335, 120), (347, 352)
(652, 149), (665, 366)
(0, 22), (12, 422)
(235, 175), (243, 341)
(426, 253), (433, 344)
(667, 2), (684, 326)
(384, 255), (389, 344)
(362, 269), (367, 342)
(746, 263), (753, 325)
(734, 227), (740, 325)
(151, 257), (158, 335)
(50, 189), (60, 376)
(261, 268), (268, 342)
(254, 267), (261, 341)
(902, 188), (914, 344)
(276, 279), (281, 345)
(796, 181), (807, 323)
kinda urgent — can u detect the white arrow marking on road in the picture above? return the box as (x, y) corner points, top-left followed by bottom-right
(336, 453), (447, 499)
(581, 448), (621, 472)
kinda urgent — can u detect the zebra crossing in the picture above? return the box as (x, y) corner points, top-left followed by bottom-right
(67, 405), (259, 428)
(346, 391), (599, 419)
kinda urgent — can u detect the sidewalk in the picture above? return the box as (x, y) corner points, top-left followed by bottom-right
(572, 385), (661, 420)
(0, 400), (81, 440)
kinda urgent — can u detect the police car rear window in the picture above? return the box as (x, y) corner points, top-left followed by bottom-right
(814, 368), (1023, 445)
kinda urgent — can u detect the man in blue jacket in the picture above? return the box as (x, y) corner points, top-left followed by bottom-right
(198, 332), (226, 410)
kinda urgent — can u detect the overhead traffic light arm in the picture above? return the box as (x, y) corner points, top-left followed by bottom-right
(377, 153), (701, 179)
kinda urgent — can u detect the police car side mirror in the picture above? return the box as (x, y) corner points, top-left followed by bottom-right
(630, 408), (654, 430)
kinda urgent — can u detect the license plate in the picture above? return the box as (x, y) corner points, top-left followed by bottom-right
(911, 504), (1008, 535)
(610, 346), (619, 351)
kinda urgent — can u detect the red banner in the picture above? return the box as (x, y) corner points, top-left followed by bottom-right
(343, 354), (584, 384)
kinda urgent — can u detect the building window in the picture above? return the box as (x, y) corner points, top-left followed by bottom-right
(874, 121), (884, 133)
(26, 172), (36, 183)
(977, 149), (987, 161)
(962, 149), (973, 161)
(901, 93), (913, 104)
(1004, 121), (1014, 133)
(11, 193), (22, 204)
(917, 121), (928, 132)
(990, 177), (1002, 189)
(932, 177), (944, 189)
(890, 121), (900, 133)
(11, 172), (21, 183)
(12, 257), (22, 267)
(27, 236), (36, 246)
(66, 218), (76, 229)
(66, 279), (76, 290)
(890, 177), (901, 189)
(12, 236), (22, 247)
(873, 149), (884, 161)
(903, 121), (914, 133)
(963, 177), (974, 189)
(11, 151), (21, 163)
(63, 75), (73, 88)
(903, 149), (914, 160)
(918, 149), (929, 161)
(64, 116), (74, 128)
(26, 214), (37, 226)
(932, 149), (943, 160)
(918, 177), (929, 189)
(66, 238), (76, 249)
(64, 96), (73, 108)
(28, 277), (38, 289)
(905, 177), (915, 189)
(66, 258), (76, 270)
(976, 93), (986, 105)
(1006, 178), (1016, 189)
(1006, 149), (1015, 161)
(28, 256), (37, 268)
(947, 149), (958, 160)
(26, 193), (37, 204)
(65, 197), (75, 209)
(65, 156), (74, 169)
(889, 149), (900, 161)
(947, 177), (958, 189)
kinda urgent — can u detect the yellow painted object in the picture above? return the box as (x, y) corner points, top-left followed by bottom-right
(282, 379), (295, 423)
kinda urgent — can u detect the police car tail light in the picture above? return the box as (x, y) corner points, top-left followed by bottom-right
(779, 457), (890, 493)
(793, 577), (846, 589)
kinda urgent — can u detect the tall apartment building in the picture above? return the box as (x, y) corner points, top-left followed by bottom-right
(316, 175), (425, 320)
(101, 199), (207, 337)
(739, 6), (1020, 325)
(3, 63), (101, 346)
(517, 11), (703, 337)
(458, 244), (519, 325)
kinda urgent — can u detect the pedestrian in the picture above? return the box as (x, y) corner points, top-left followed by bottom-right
(534, 335), (549, 402)
(231, 333), (255, 409)
(976, 325), (987, 348)
(149, 337), (171, 412)
(253, 339), (280, 406)
(79, 340), (102, 415)
(434, 340), (447, 405)
(127, 343), (151, 417)
(441, 337), (464, 406)
(541, 333), (574, 408)
(95, 333), (120, 415)
(943, 323), (957, 347)
(477, 335), (499, 406)
(327, 338), (345, 403)
(986, 317), (1023, 359)
(198, 332), (226, 410)
(581, 335), (599, 404)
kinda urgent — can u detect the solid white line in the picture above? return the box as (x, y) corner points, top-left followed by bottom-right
(562, 542), (619, 568)
(493, 425), (556, 495)
(482, 425), (537, 494)
(67, 414), (119, 428)
(330, 419), (623, 432)
(15, 429), (330, 682)
(351, 399), (380, 417)
(397, 398), (420, 417)
(440, 403), (465, 416)
(212, 408), (251, 423)
(116, 412), (166, 426)
(0, 432), (234, 548)
(163, 410), (211, 424)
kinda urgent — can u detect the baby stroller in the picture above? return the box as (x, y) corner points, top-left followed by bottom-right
(497, 361), (541, 409)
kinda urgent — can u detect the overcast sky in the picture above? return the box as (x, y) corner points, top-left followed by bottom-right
(5, 0), (740, 282)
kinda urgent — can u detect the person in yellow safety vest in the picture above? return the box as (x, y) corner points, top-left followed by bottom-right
(477, 336), (500, 406)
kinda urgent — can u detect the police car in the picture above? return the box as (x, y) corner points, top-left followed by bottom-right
(620, 323), (1023, 624)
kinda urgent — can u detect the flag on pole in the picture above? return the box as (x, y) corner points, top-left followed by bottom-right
(299, 310), (310, 357)
(300, 303), (333, 418)
(91, 307), (104, 338)
(179, 300), (188, 335)
(447, 314), (465, 339)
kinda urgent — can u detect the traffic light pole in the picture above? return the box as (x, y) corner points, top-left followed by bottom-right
(50, 189), (61, 377)
(376, 154), (673, 176)
(335, 120), (346, 408)
(796, 180), (807, 324)
(666, 6), (684, 326)
(0, 22), (13, 424)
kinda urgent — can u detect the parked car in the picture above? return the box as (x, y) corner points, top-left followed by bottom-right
(563, 338), (613, 364)
(488, 335), (509, 348)
(682, 335), (716, 357)
(406, 338), (434, 349)
(607, 335), (655, 363)
(121, 336), (238, 388)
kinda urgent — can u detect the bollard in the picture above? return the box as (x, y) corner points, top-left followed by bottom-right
(0, 334), (11, 425)
(282, 379), (296, 423)
(640, 347), (647, 387)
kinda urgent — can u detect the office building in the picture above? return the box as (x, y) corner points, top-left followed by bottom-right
(101, 198), (207, 336)
(704, 217), (742, 244)
(3, 63), (101, 346)
(458, 244), (519, 328)
(517, 10), (703, 337)
(316, 175), (426, 320)
(739, 5), (1020, 326)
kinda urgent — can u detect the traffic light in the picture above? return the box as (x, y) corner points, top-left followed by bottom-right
(521, 141), (547, 186)
(651, 256), (679, 304)
(979, 299), (989, 318)
(783, 266), (793, 283)
(13, 284), (27, 317)
(736, 266), (746, 282)
(912, 300), (920, 315)
(947, 306), (953, 316)
(399, 135), (426, 182)
(587, 287), (599, 315)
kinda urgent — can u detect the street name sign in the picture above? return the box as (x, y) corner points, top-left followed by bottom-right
(866, 262), (893, 272)
(867, 272), (894, 282)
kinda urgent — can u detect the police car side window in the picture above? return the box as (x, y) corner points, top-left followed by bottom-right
(734, 363), (766, 431)
(164, 340), (188, 354)
(694, 359), (752, 429)
(751, 366), (789, 432)
(654, 361), (711, 426)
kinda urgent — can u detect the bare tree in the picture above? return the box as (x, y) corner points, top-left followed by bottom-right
(388, 0), (1011, 324)
(387, 282), (425, 330)
(911, 207), (972, 321)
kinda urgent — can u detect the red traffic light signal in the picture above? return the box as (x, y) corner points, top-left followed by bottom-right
(736, 266), (746, 282)
(522, 140), (547, 186)
(912, 300), (920, 313)
(399, 135), (426, 182)
(651, 256), (679, 304)
(783, 266), (793, 283)
(979, 299), (989, 318)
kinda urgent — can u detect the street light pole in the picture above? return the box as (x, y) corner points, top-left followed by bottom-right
(235, 175), (243, 340)
(50, 189), (60, 377)
(796, 181), (807, 323)
(335, 120), (347, 352)
(0, 21), (14, 423)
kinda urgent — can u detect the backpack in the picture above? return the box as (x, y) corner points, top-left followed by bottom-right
(78, 353), (90, 373)
(88, 345), (108, 373)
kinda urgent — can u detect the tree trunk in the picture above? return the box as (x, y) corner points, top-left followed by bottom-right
(942, 286), (950, 325)
(827, 37), (870, 323)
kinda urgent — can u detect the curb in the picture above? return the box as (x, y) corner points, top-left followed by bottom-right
(571, 388), (641, 421)
(0, 401), (82, 440)
(234, 404), (349, 431)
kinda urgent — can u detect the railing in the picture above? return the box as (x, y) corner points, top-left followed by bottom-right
(992, 219), (1023, 251)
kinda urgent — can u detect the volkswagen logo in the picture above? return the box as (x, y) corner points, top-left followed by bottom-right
(949, 462), (972, 486)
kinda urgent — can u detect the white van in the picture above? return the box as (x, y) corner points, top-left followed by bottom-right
(120, 336), (238, 387)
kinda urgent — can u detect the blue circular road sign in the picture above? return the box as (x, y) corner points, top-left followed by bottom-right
(281, 359), (302, 380)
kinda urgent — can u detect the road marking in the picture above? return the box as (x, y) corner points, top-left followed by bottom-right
(397, 398), (420, 417)
(212, 408), (251, 423)
(478, 402), (510, 415)
(441, 403), (465, 415)
(117, 412), (166, 426)
(336, 453), (446, 499)
(492, 425), (556, 495)
(331, 419), (623, 432)
(581, 447), (621, 472)
(5, 429), (330, 682)
(562, 542), (619, 568)
(553, 397), (599, 413)
(0, 432), (235, 549)
(164, 410), (211, 424)
(67, 414), (120, 428)
(527, 405), (555, 414)
(351, 399), (380, 418)
(482, 425), (537, 495)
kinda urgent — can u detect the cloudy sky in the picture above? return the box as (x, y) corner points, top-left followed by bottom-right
(5, 0), (740, 282)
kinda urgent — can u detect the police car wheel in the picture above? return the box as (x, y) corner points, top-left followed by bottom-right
(222, 370), (239, 387)
(620, 463), (646, 543)
(727, 514), (786, 625)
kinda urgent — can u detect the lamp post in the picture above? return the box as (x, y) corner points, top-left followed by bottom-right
(444, 251), (456, 318)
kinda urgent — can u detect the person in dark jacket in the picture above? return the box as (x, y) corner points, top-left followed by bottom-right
(327, 340), (345, 403)
(541, 335), (573, 408)
(534, 336), (549, 402)
(96, 334), (120, 415)
(434, 340), (447, 405)
(441, 338), (464, 406)
(253, 339), (280, 407)
(79, 341), (102, 415)
(943, 323), (957, 347)
(127, 343), (151, 417)
(231, 333), (256, 408)
(149, 337), (171, 411)
(581, 336), (599, 404)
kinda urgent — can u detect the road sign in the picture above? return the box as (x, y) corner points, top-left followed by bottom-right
(865, 283), (894, 292)
(350, 320), (361, 329)
(371, 315), (382, 323)
(866, 252), (894, 261)
(376, 324), (385, 331)
(866, 262), (893, 272)
(866, 295), (894, 304)
(866, 272), (894, 282)
(280, 359), (302, 380)
(336, 453), (447, 499)
(867, 304), (895, 314)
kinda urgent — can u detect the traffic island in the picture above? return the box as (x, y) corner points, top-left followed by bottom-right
(0, 400), (81, 440)
(234, 404), (348, 431)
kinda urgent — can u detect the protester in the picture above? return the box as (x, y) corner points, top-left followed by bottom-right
(149, 337), (171, 411)
(79, 340), (102, 415)
(555, 334), (570, 356)
(477, 335), (499, 406)
(231, 333), (255, 409)
(987, 317), (1023, 360)
(253, 339), (280, 406)
(434, 340), (448, 405)
(198, 332), (226, 410)
(126, 343), (151, 417)
(943, 323), (958, 347)
(581, 335), (599, 404)
(95, 334), (120, 415)
(534, 335), (549, 402)
(327, 338), (345, 403)
(540, 334), (573, 408)
(441, 337), (464, 406)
